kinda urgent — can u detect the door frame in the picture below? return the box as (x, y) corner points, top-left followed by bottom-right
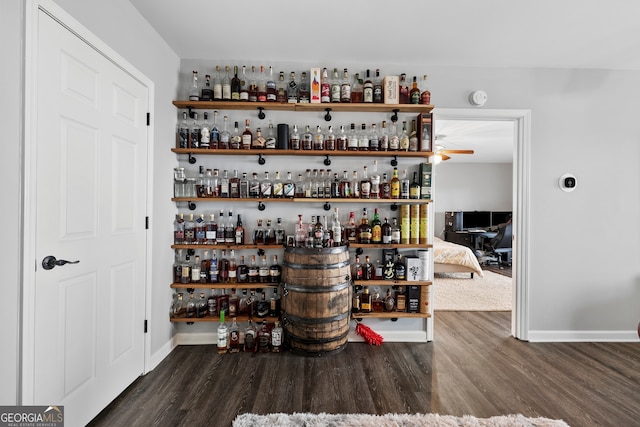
(22, 0), (155, 403)
(433, 108), (531, 340)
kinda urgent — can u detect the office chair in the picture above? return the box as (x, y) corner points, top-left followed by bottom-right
(483, 222), (512, 268)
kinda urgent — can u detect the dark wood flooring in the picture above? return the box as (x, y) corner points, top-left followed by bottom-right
(88, 312), (639, 427)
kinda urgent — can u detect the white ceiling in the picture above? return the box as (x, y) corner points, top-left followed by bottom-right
(129, 0), (640, 163)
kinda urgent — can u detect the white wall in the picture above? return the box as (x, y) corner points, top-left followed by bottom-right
(433, 163), (512, 238)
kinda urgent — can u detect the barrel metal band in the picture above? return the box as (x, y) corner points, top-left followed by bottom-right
(282, 259), (350, 270)
(284, 246), (348, 255)
(283, 281), (350, 293)
(284, 311), (350, 324)
(287, 329), (350, 345)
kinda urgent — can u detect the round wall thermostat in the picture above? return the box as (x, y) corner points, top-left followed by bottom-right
(469, 90), (488, 106)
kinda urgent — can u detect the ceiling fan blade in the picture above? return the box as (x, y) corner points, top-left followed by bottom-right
(440, 154), (451, 161)
(440, 149), (474, 155)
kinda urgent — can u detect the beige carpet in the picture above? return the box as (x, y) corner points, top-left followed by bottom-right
(232, 412), (569, 426)
(433, 270), (512, 311)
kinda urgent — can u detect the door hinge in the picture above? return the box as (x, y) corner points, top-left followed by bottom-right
(146, 112), (150, 126)
(145, 216), (149, 229)
(144, 319), (148, 333)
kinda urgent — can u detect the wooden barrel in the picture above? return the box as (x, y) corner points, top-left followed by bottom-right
(281, 245), (351, 356)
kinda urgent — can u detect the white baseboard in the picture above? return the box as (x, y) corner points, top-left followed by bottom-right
(145, 339), (175, 374)
(528, 329), (640, 342)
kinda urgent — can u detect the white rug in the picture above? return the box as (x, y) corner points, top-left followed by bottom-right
(433, 270), (512, 311)
(232, 412), (569, 427)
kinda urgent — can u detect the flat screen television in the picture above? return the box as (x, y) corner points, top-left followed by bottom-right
(491, 211), (512, 226)
(462, 211), (491, 230)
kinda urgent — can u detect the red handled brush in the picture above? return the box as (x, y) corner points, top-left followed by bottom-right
(354, 320), (384, 346)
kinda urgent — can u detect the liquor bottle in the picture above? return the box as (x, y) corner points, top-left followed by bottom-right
(177, 111), (189, 148)
(381, 172), (391, 199)
(189, 70), (199, 101)
(399, 73), (409, 104)
(324, 125), (336, 151)
(314, 126), (325, 150)
(410, 75), (421, 104)
(239, 172), (249, 198)
(238, 289), (249, 313)
(210, 111), (220, 149)
(231, 65), (241, 100)
(313, 215), (324, 248)
(410, 171), (421, 199)
(371, 288), (383, 311)
(264, 218), (275, 245)
(184, 213), (195, 244)
(217, 311), (228, 354)
(229, 169), (240, 198)
(258, 256), (270, 283)
(204, 168), (214, 197)
(331, 207), (342, 247)
(336, 125), (348, 151)
(388, 121), (399, 151)
(324, 169), (333, 198)
(213, 65), (223, 101)
(228, 287), (239, 316)
(218, 249), (229, 283)
(304, 169), (313, 198)
(270, 255), (281, 283)
(394, 254), (406, 280)
(201, 74), (213, 101)
(360, 165), (371, 199)
(185, 292), (196, 318)
(228, 317), (240, 353)
(240, 65), (249, 101)
(347, 123), (358, 151)
(294, 173), (305, 198)
(195, 213), (206, 244)
(331, 172), (340, 198)
(382, 217), (392, 244)
(218, 288), (229, 316)
(256, 290), (270, 317)
(375, 259), (384, 280)
(276, 71), (287, 102)
(222, 65), (232, 101)
(191, 255), (202, 284)
(368, 123), (379, 151)
(172, 249), (183, 283)
(363, 256), (374, 280)
(400, 169), (410, 199)
(352, 287), (361, 313)
(219, 115), (230, 149)
(215, 210), (226, 245)
(248, 255), (259, 283)
(358, 123), (369, 151)
(352, 255), (363, 281)
(340, 68), (351, 102)
(207, 289), (218, 317)
(371, 208), (382, 244)
(368, 160), (380, 199)
(373, 68), (384, 103)
(289, 124), (301, 150)
(274, 217), (286, 245)
(247, 289), (257, 317)
(379, 120), (389, 151)
(241, 119), (252, 149)
(225, 209), (235, 244)
(266, 66), (277, 102)
(257, 65), (267, 102)
(244, 318), (257, 352)
(358, 208), (372, 244)
(271, 321), (283, 353)
(283, 172), (295, 198)
(209, 250), (219, 283)
(265, 122), (277, 149)
(287, 71), (299, 103)
(253, 219), (265, 245)
(421, 120), (431, 152)
(189, 112), (200, 149)
(306, 216), (315, 248)
(339, 170), (350, 198)
(298, 71), (310, 103)
(351, 73), (363, 103)
(248, 65), (258, 102)
(295, 214), (306, 247)
(311, 169), (319, 198)
(272, 171), (284, 198)
(170, 292), (186, 318)
(261, 171), (273, 198)
(391, 217), (401, 244)
(409, 119), (419, 152)
(390, 168), (401, 199)
(174, 213), (185, 244)
(301, 125), (313, 150)
(359, 287), (372, 313)
(330, 67), (341, 103)
(363, 69), (374, 103)
(399, 121), (410, 151)
(421, 74), (431, 105)
(258, 319), (271, 353)
(219, 169), (230, 198)
(249, 172), (260, 198)
(237, 255), (248, 283)
(234, 214), (245, 244)
(320, 68), (331, 103)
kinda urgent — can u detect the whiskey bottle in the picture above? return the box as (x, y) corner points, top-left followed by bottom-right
(253, 219), (265, 245)
(295, 214), (306, 247)
(410, 75), (421, 104)
(275, 217), (286, 245)
(266, 66), (277, 102)
(346, 211), (357, 244)
(184, 213), (195, 244)
(241, 119), (252, 149)
(371, 287), (383, 311)
(237, 255), (248, 283)
(314, 126), (325, 150)
(225, 210), (235, 244)
(239, 172), (249, 198)
(321, 67), (331, 103)
(347, 123), (358, 151)
(399, 73), (409, 104)
(272, 171), (284, 198)
(248, 65), (258, 102)
(185, 292), (197, 318)
(228, 287), (239, 316)
(209, 250), (219, 283)
(258, 319), (271, 353)
(207, 289), (218, 316)
(336, 125), (348, 151)
(189, 112), (200, 149)
(244, 318), (257, 353)
(189, 70), (199, 101)
(381, 217), (392, 244)
(301, 125), (313, 150)
(271, 321), (283, 353)
(231, 65), (241, 100)
(219, 115), (231, 149)
(313, 215), (324, 248)
(324, 125), (336, 151)
(380, 173), (392, 199)
(371, 208), (382, 244)
(358, 123), (369, 151)
(217, 311), (228, 354)
(220, 170), (230, 198)
(218, 249), (229, 283)
(276, 71), (287, 102)
(409, 119), (419, 152)
(299, 71), (310, 103)
(388, 121), (399, 151)
(390, 168), (401, 199)
(249, 173), (260, 198)
(410, 172), (421, 199)
(257, 65), (267, 102)
(363, 69), (374, 103)
(359, 287), (372, 313)
(222, 65), (232, 101)
(201, 74), (213, 101)
(379, 120), (389, 151)
(216, 210), (226, 245)
(259, 256), (270, 283)
(270, 255), (281, 283)
(400, 169), (410, 199)
(195, 213), (206, 244)
(177, 112), (189, 148)
(248, 255), (259, 283)
(256, 290), (270, 317)
(394, 254), (406, 280)
(283, 172), (295, 198)
(421, 74), (431, 105)
(234, 214), (245, 244)
(351, 73), (363, 103)
(174, 213), (185, 244)
(384, 288), (396, 312)
(210, 111), (220, 149)
(289, 124), (301, 150)
(264, 219), (275, 245)
(369, 123), (379, 151)
(228, 317), (240, 353)
(252, 127), (266, 149)
(352, 287), (361, 313)
(352, 255), (363, 281)
(363, 256), (374, 280)
(170, 292), (186, 318)
(330, 67), (341, 103)
(357, 208), (372, 244)
(340, 68), (351, 103)
(265, 122), (277, 149)
(240, 65), (249, 101)
(399, 121), (410, 151)
(287, 71), (299, 103)
(391, 217), (401, 244)
(331, 208), (343, 247)
(360, 165), (371, 199)
(261, 171), (273, 198)
(229, 169), (240, 198)
(373, 68), (384, 103)
(212, 65), (223, 101)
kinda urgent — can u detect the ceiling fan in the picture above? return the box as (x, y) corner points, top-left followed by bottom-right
(433, 134), (474, 161)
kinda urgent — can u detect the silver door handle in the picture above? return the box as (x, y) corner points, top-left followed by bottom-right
(42, 255), (80, 270)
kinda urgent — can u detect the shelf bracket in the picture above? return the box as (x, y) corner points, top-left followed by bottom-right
(323, 202), (331, 211)
(188, 201), (197, 211)
(187, 106), (195, 119)
(257, 107), (266, 120)
(258, 201), (266, 211)
(391, 109), (399, 123)
(324, 155), (331, 166)
(355, 247), (364, 255)
(188, 153), (197, 164)
(390, 203), (398, 211)
(257, 153), (266, 165)
(257, 248), (265, 257)
(187, 249), (195, 257)
(324, 108), (332, 121)
(390, 155), (398, 167)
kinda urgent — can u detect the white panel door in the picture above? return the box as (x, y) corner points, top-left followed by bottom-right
(33, 10), (148, 426)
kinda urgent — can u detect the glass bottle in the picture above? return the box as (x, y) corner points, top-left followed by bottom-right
(199, 112), (211, 149)
(283, 172), (295, 198)
(347, 123), (358, 151)
(298, 71), (310, 103)
(390, 168), (401, 199)
(228, 317), (241, 353)
(394, 254), (406, 280)
(261, 171), (273, 198)
(313, 215), (324, 248)
(388, 121), (399, 151)
(294, 173), (305, 198)
(375, 259), (384, 280)
(258, 319), (271, 353)
(212, 65), (223, 101)
(234, 214), (244, 244)
(373, 68), (384, 103)
(177, 112), (189, 148)
(345, 211), (357, 244)
(324, 125), (336, 151)
(304, 169), (313, 198)
(200, 74), (213, 101)
(265, 122), (277, 149)
(225, 210), (235, 244)
(270, 254), (281, 283)
(410, 171), (421, 199)
(295, 214), (306, 247)
(359, 287), (372, 313)
(289, 124), (301, 150)
(237, 255), (248, 283)
(314, 125), (324, 150)
(371, 208), (382, 244)
(391, 217), (401, 244)
(259, 256), (270, 283)
(185, 292), (197, 318)
(189, 111), (200, 149)
(173, 249), (184, 283)
(209, 250), (219, 283)
(228, 287), (239, 316)
(382, 217), (392, 244)
(171, 292), (186, 318)
(264, 218), (275, 245)
(360, 165), (371, 199)
(219, 169), (230, 198)
(363, 256), (374, 280)
(384, 288), (396, 312)
(399, 73), (409, 104)
(301, 125), (313, 150)
(350, 170), (360, 199)
(230, 65), (241, 101)
(379, 120), (389, 151)
(217, 311), (228, 354)
(421, 74), (431, 105)
(400, 169), (410, 199)
(380, 173), (391, 199)
(195, 292), (207, 318)
(191, 255), (201, 283)
(399, 121), (410, 151)
(249, 172), (260, 198)
(174, 213), (185, 244)
(340, 68), (351, 103)
(271, 321), (283, 353)
(238, 288), (249, 314)
(336, 125), (348, 151)
(320, 67), (331, 103)
(363, 69), (374, 103)
(222, 65), (232, 101)
(247, 65), (258, 102)
(256, 290), (270, 318)
(240, 119), (252, 149)
(210, 111), (220, 149)
(331, 207), (343, 247)
(244, 319), (257, 352)
(276, 71), (287, 102)
(330, 67), (341, 103)
(239, 65), (249, 101)
(219, 115), (230, 149)
(266, 66), (277, 102)
(218, 249), (229, 283)
(358, 208), (372, 244)
(352, 255), (363, 281)
(189, 70), (199, 101)
(287, 71), (298, 103)
(371, 287), (383, 311)
(409, 119), (419, 152)
(351, 72), (363, 103)
(252, 127), (266, 149)
(368, 123), (379, 151)
(257, 65), (267, 102)
(274, 217), (286, 245)
(253, 219), (265, 245)
(239, 172), (249, 198)
(272, 171), (284, 198)
(248, 255), (259, 283)
(358, 123), (369, 151)
(410, 75), (421, 104)
(184, 213), (195, 244)
(339, 170), (350, 198)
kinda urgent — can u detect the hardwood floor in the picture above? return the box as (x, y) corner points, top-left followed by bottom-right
(88, 312), (639, 427)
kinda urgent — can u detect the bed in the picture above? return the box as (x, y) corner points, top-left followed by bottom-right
(433, 237), (484, 278)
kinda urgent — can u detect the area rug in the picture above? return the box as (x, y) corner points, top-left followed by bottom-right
(433, 270), (512, 311)
(232, 412), (569, 426)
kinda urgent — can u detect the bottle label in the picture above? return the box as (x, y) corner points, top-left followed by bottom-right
(372, 225), (382, 242)
(271, 330), (282, 347)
